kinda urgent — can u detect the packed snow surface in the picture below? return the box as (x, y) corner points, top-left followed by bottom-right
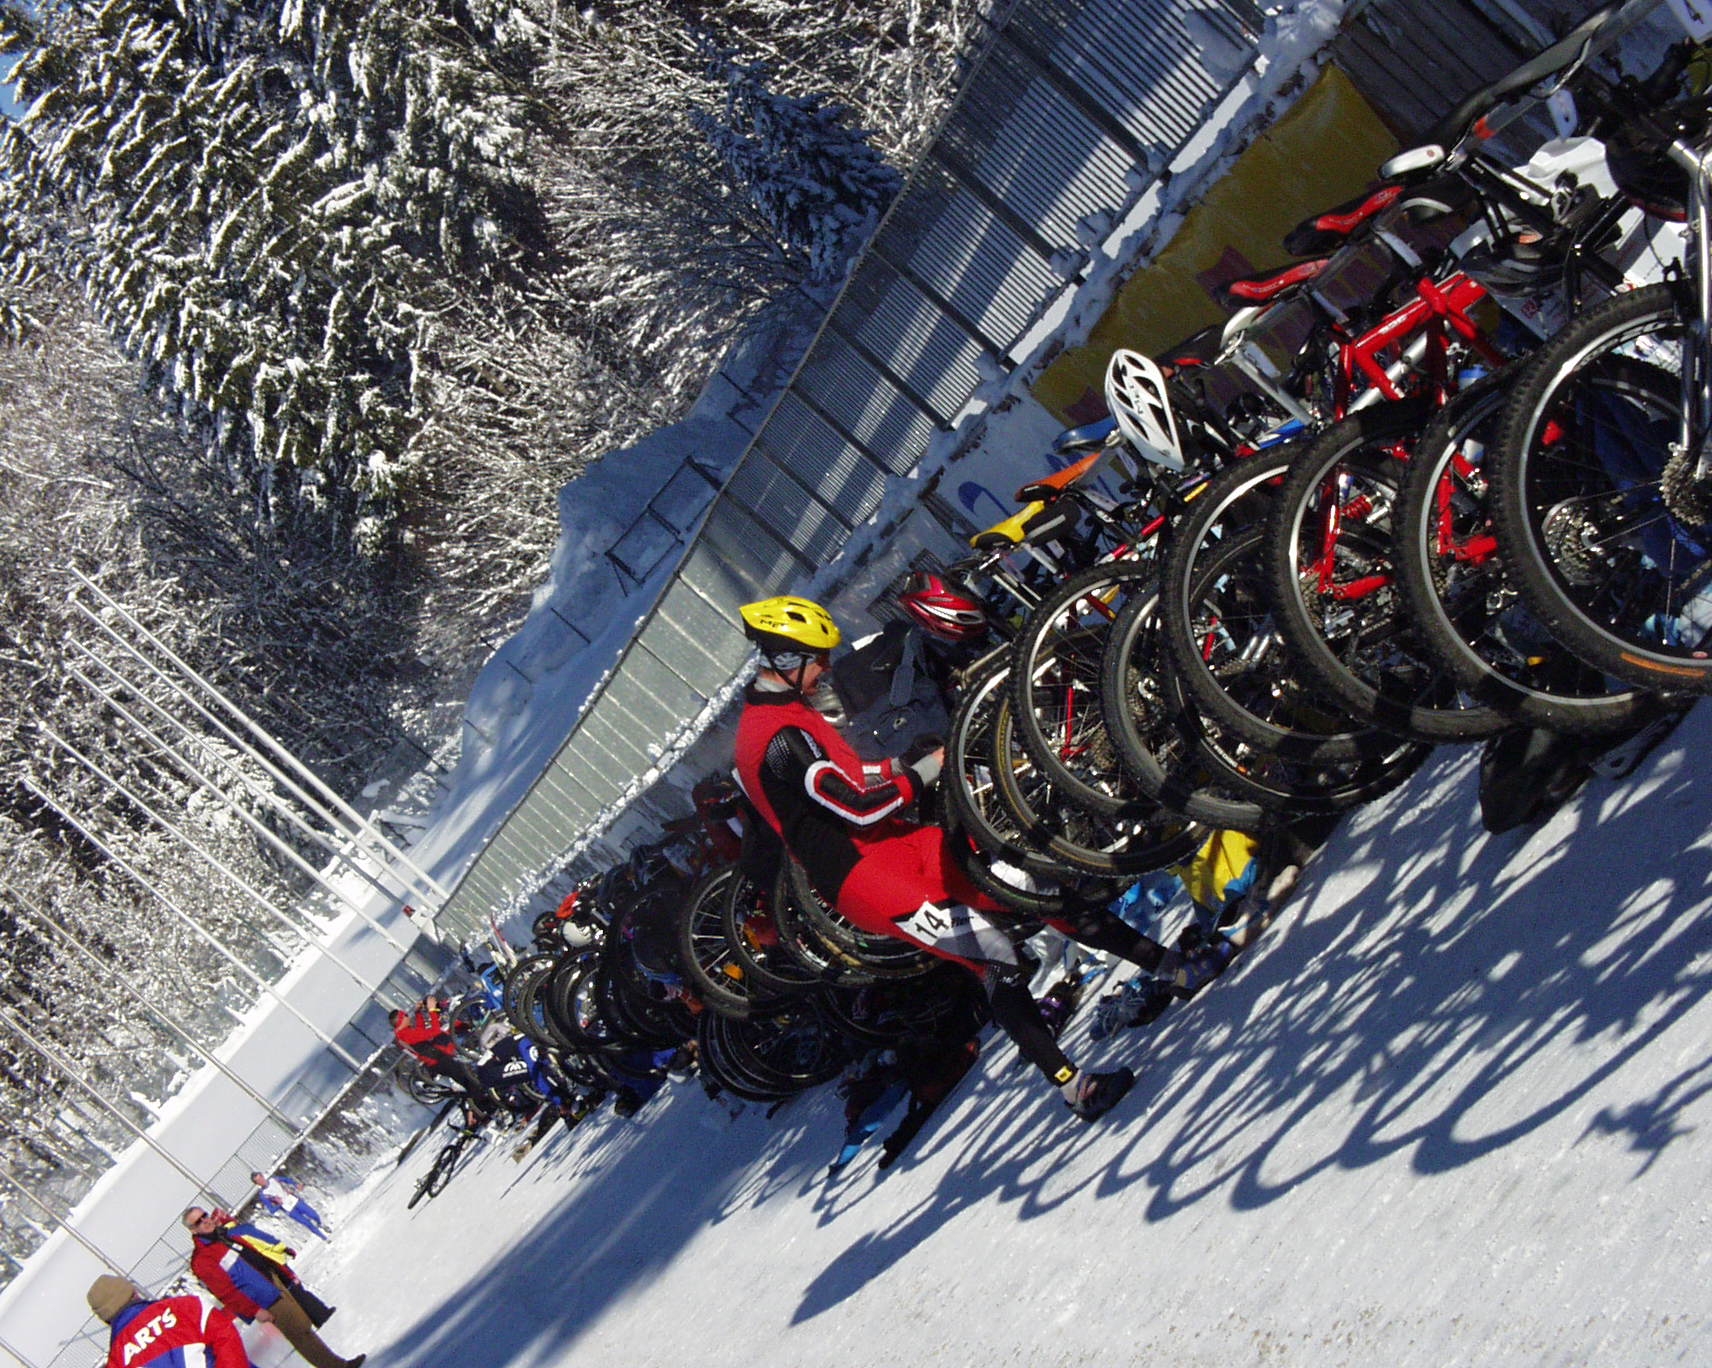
(259, 706), (1712, 1367)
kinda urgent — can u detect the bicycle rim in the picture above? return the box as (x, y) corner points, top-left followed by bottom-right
(943, 655), (1077, 875)
(1007, 561), (1165, 815)
(675, 866), (766, 1019)
(1270, 400), (1513, 742)
(1493, 283), (1712, 693)
(1163, 448), (1385, 761)
(1395, 376), (1660, 734)
(990, 694), (1202, 875)
(1099, 576), (1271, 830)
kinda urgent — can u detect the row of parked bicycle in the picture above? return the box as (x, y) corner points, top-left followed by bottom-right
(465, 845), (988, 1110)
(929, 0), (1711, 894)
(407, 0), (1712, 1133)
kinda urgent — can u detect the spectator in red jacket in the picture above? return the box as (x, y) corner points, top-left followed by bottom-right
(87, 1274), (252, 1368)
(183, 1206), (363, 1368)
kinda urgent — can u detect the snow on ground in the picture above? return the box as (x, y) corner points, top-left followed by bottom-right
(264, 703), (1712, 1368)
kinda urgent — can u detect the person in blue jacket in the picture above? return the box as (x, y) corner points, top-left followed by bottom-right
(183, 1206), (364, 1368)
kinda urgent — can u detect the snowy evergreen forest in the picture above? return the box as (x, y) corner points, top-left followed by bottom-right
(0, 0), (986, 1277)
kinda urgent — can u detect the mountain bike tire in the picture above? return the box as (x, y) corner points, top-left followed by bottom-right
(766, 865), (881, 987)
(694, 1011), (794, 1103)
(718, 869), (820, 1002)
(1160, 446), (1392, 762)
(408, 1137), (466, 1209)
(947, 812), (1128, 919)
(714, 998), (850, 1094)
(537, 950), (606, 1051)
(1394, 374), (1661, 734)
(990, 693), (1203, 876)
(1490, 282), (1712, 694)
(1006, 560), (1169, 815)
(1101, 576), (1429, 826)
(783, 859), (934, 982)
(674, 865), (771, 1020)
(942, 655), (1083, 879)
(1266, 399), (1516, 743)
(502, 953), (560, 1038)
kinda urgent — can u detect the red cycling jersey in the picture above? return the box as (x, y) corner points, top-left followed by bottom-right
(733, 683), (999, 954)
(393, 1008), (457, 1067)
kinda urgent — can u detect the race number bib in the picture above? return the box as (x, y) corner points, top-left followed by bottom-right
(892, 901), (1020, 967)
(894, 901), (965, 945)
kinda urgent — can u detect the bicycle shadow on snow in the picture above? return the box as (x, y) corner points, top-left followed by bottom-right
(794, 703), (1712, 1321)
(1110, 720), (1712, 1221)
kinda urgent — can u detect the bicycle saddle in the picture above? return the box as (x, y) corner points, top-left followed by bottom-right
(1215, 258), (1331, 309)
(969, 500), (1077, 551)
(1283, 183), (1407, 256)
(1157, 323), (1225, 370)
(1050, 415), (1118, 458)
(1015, 450), (1103, 502)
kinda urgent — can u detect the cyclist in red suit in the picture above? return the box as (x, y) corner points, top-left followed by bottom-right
(733, 595), (1175, 1123)
(391, 997), (486, 1102)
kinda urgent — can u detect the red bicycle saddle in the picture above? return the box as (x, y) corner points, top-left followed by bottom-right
(1282, 183), (1406, 257)
(1215, 257), (1330, 309)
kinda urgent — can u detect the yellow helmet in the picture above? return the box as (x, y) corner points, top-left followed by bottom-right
(739, 596), (841, 659)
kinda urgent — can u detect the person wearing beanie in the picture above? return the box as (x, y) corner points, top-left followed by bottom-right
(182, 1207), (364, 1368)
(86, 1273), (252, 1367)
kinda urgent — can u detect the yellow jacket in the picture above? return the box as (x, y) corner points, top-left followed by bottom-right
(1171, 829), (1260, 914)
(231, 1226), (294, 1266)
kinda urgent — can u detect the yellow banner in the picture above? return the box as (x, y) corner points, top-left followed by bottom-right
(1035, 65), (1401, 424)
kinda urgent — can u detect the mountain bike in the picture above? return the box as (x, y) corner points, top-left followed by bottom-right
(407, 1122), (482, 1209)
(1489, 89), (1712, 694)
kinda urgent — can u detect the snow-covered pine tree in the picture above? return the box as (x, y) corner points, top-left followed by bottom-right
(0, 0), (552, 552)
(691, 48), (901, 286)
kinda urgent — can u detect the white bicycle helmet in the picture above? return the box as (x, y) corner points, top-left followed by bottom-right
(1103, 348), (1186, 472)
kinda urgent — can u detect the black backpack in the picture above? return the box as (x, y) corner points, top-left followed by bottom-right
(1477, 726), (1593, 834)
(829, 621), (950, 761)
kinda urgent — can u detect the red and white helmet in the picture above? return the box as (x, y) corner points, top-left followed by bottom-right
(897, 571), (988, 642)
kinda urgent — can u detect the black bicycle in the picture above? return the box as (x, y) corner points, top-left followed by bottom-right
(407, 1122), (482, 1209)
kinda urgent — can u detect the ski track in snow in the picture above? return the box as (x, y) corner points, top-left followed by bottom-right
(264, 703), (1712, 1368)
